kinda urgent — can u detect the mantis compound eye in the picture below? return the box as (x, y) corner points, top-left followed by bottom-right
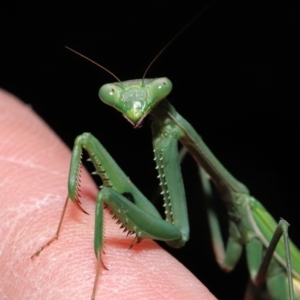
(98, 83), (121, 107)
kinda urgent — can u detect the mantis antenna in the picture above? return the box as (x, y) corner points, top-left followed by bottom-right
(65, 0), (217, 83)
(142, 0), (217, 82)
(65, 46), (121, 82)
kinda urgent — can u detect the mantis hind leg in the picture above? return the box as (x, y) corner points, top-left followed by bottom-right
(245, 219), (296, 300)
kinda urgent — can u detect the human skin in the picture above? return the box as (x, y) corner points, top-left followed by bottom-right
(0, 89), (216, 300)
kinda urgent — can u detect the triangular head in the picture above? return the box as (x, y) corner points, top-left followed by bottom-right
(99, 78), (172, 128)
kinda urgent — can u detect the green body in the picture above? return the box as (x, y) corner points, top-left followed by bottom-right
(71, 78), (300, 299)
(33, 77), (300, 299)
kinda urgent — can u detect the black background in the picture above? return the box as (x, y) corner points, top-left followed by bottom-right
(1, 1), (300, 298)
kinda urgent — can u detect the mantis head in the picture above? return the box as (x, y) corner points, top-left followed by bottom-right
(99, 78), (172, 128)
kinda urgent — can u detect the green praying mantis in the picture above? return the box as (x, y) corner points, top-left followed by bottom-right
(31, 8), (300, 300)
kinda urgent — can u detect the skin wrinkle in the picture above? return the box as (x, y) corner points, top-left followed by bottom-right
(0, 155), (65, 176)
